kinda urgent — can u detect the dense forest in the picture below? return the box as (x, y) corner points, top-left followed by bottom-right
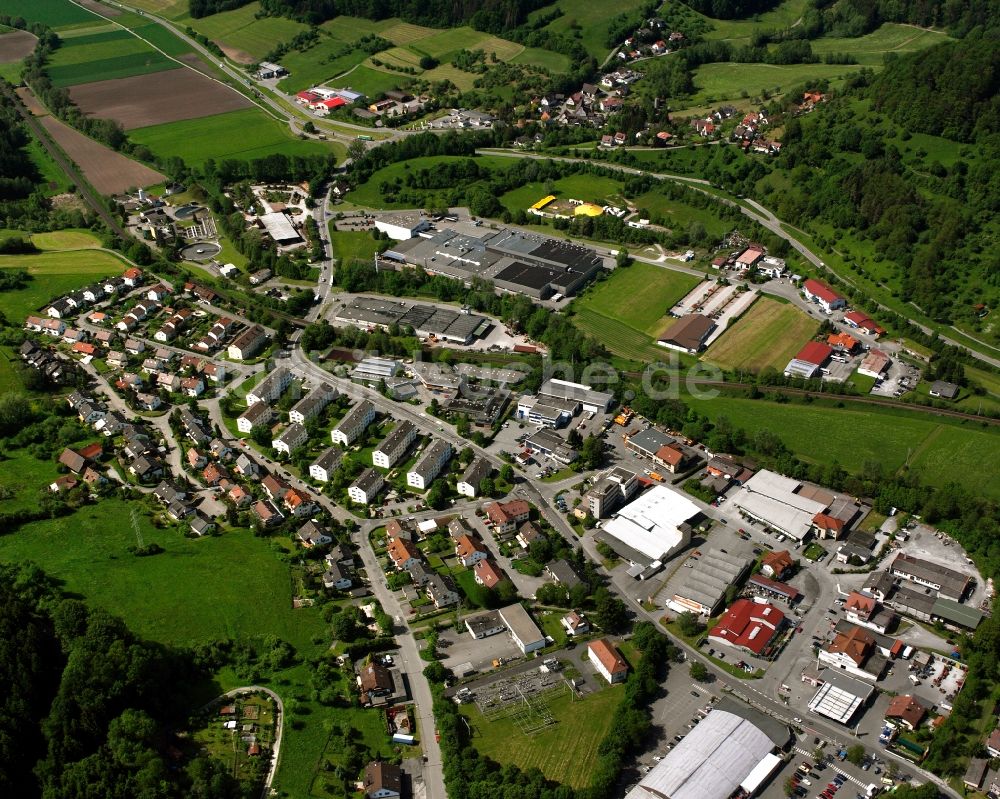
(0, 564), (248, 799)
(747, 31), (1000, 330)
(250, 0), (545, 31)
(871, 36), (1000, 142)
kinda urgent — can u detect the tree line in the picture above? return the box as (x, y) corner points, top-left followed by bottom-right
(0, 563), (251, 799)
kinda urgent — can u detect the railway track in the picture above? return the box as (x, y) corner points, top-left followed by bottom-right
(619, 374), (1000, 425)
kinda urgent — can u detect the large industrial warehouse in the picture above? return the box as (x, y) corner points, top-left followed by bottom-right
(383, 225), (608, 299)
(625, 700), (789, 799)
(599, 485), (701, 567)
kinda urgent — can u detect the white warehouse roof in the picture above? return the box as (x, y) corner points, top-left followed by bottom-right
(259, 212), (300, 243)
(731, 469), (826, 540)
(808, 671), (874, 724)
(626, 709), (777, 799)
(602, 485), (700, 562)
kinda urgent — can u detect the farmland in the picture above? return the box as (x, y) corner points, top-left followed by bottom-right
(690, 62), (866, 106)
(704, 297), (818, 373)
(38, 111), (167, 193)
(692, 394), (1000, 498)
(129, 108), (341, 166)
(460, 684), (623, 788)
(174, 2), (308, 62)
(0, 29), (36, 63)
(0, 0), (94, 28)
(47, 27), (175, 87)
(0, 246), (126, 323)
(810, 23), (951, 66)
(69, 68), (254, 129)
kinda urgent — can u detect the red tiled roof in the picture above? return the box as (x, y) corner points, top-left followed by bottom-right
(762, 549), (793, 576)
(708, 599), (785, 654)
(474, 559), (504, 588)
(803, 278), (842, 304)
(885, 694), (925, 727)
(387, 536), (420, 567)
(812, 513), (845, 533)
(655, 444), (684, 466)
(796, 341), (833, 366)
(588, 638), (628, 675)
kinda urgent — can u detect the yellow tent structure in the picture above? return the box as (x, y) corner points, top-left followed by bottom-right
(574, 203), (604, 217)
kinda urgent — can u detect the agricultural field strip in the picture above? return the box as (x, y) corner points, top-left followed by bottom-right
(55, 0), (281, 124)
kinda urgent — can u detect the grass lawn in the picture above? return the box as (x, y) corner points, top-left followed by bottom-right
(460, 684), (623, 788)
(327, 64), (411, 97)
(130, 108), (343, 166)
(691, 393), (1000, 498)
(500, 173), (625, 214)
(0, 0), (94, 28)
(0, 448), (61, 512)
(573, 261), (698, 340)
(346, 154), (514, 208)
(0, 499), (329, 649)
(690, 62), (865, 105)
(633, 188), (732, 238)
(177, 2), (307, 59)
(704, 0), (809, 42)
(0, 248), (127, 324)
(25, 137), (73, 194)
(510, 46), (570, 73)
(703, 297), (818, 372)
(328, 228), (381, 265)
(810, 23), (951, 66)
(528, 0), (647, 60)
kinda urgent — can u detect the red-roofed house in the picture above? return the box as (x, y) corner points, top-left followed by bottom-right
(844, 310), (885, 337)
(474, 559), (505, 589)
(812, 513), (845, 539)
(844, 591), (896, 634)
(588, 638), (629, 684)
(654, 444), (686, 473)
(885, 694), (926, 731)
(296, 90), (321, 104)
(387, 536), (421, 571)
(708, 599), (785, 655)
(72, 342), (97, 356)
(797, 341), (833, 366)
(484, 500), (531, 534)
(561, 610), (590, 636)
(786, 340), (833, 378)
(735, 245), (765, 269)
(760, 550), (794, 580)
(827, 332), (859, 352)
(455, 534), (488, 567)
(802, 279), (846, 312)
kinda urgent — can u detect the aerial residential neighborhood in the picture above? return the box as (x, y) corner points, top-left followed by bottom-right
(0, 0), (997, 798)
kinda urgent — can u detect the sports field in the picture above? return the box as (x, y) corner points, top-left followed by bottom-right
(0, 247), (127, 323)
(460, 685), (623, 788)
(704, 297), (818, 372)
(129, 108), (341, 166)
(692, 394), (1000, 498)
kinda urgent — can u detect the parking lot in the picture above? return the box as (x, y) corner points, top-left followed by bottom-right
(870, 359), (921, 398)
(439, 628), (523, 676)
